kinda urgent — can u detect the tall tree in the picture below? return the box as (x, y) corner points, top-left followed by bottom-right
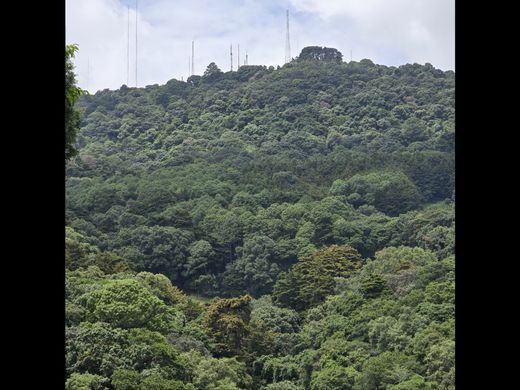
(65, 44), (86, 161)
(273, 245), (363, 310)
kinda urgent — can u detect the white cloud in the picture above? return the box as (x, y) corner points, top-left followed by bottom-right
(288, 0), (454, 69)
(66, 0), (454, 93)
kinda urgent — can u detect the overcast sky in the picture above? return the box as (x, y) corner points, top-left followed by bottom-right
(66, 0), (454, 94)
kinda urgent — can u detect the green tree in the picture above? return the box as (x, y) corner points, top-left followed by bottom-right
(330, 171), (421, 216)
(181, 351), (252, 390)
(135, 272), (187, 306)
(387, 374), (436, 389)
(203, 295), (252, 357)
(183, 240), (215, 278)
(66, 322), (129, 377)
(111, 369), (142, 390)
(94, 252), (131, 274)
(310, 364), (358, 390)
(298, 46), (343, 62)
(273, 245), (363, 310)
(65, 372), (106, 390)
(264, 381), (303, 390)
(87, 279), (181, 332)
(66, 44), (86, 161)
(203, 62), (224, 82)
(222, 235), (280, 297)
(357, 351), (419, 390)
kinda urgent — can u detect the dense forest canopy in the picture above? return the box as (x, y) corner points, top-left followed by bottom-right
(66, 47), (454, 389)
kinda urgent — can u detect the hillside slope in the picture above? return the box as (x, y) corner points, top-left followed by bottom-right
(65, 47), (455, 389)
(66, 48), (454, 297)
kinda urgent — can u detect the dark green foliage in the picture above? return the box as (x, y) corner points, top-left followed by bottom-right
(222, 235), (280, 297)
(66, 226), (97, 270)
(264, 381), (303, 390)
(360, 273), (388, 299)
(94, 252), (131, 274)
(203, 62), (224, 82)
(114, 225), (192, 283)
(330, 170), (422, 216)
(298, 46), (343, 62)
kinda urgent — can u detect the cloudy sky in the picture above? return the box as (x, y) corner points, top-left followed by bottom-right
(66, 0), (454, 94)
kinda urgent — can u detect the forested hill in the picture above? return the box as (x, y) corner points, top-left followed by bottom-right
(67, 48), (454, 296)
(65, 47), (454, 389)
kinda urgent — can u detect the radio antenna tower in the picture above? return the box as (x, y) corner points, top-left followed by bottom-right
(86, 58), (90, 92)
(191, 41), (194, 75)
(135, 0), (138, 87)
(127, 5), (130, 85)
(285, 9), (291, 63)
(245, 51), (248, 65)
(237, 44), (240, 70)
(230, 44), (233, 71)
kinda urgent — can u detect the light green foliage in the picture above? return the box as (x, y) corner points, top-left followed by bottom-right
(310, 364), (358, 390)
(386, 374), (436, 389)
(139, 373), (191, 390)
(357, 351), (419, 389)
(180, 351), (252, 390)
(263, 381), (303, 390)
(112, 369), (142, 390)
(367, 316), (411, 353)
(135, 272), (187, 306)
(94, 252), (131, 274)
(87, 279), (182, 332)
(317, 338), (371, 371)
(65, 373), (106, 390)
(424, 339), (455, 389)
(253, 354), (302, 384)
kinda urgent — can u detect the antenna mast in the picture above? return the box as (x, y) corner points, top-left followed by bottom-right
(230, 44), (233, 71)
(191, 41), (194, 75)
(127, 5), (130, 85)
(238, 44), (240, 70)
(135, 0), (138, 87)
(285, 9), (291, 63)
(245, 51), (248, 65)
(86, 58), (90, 92)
